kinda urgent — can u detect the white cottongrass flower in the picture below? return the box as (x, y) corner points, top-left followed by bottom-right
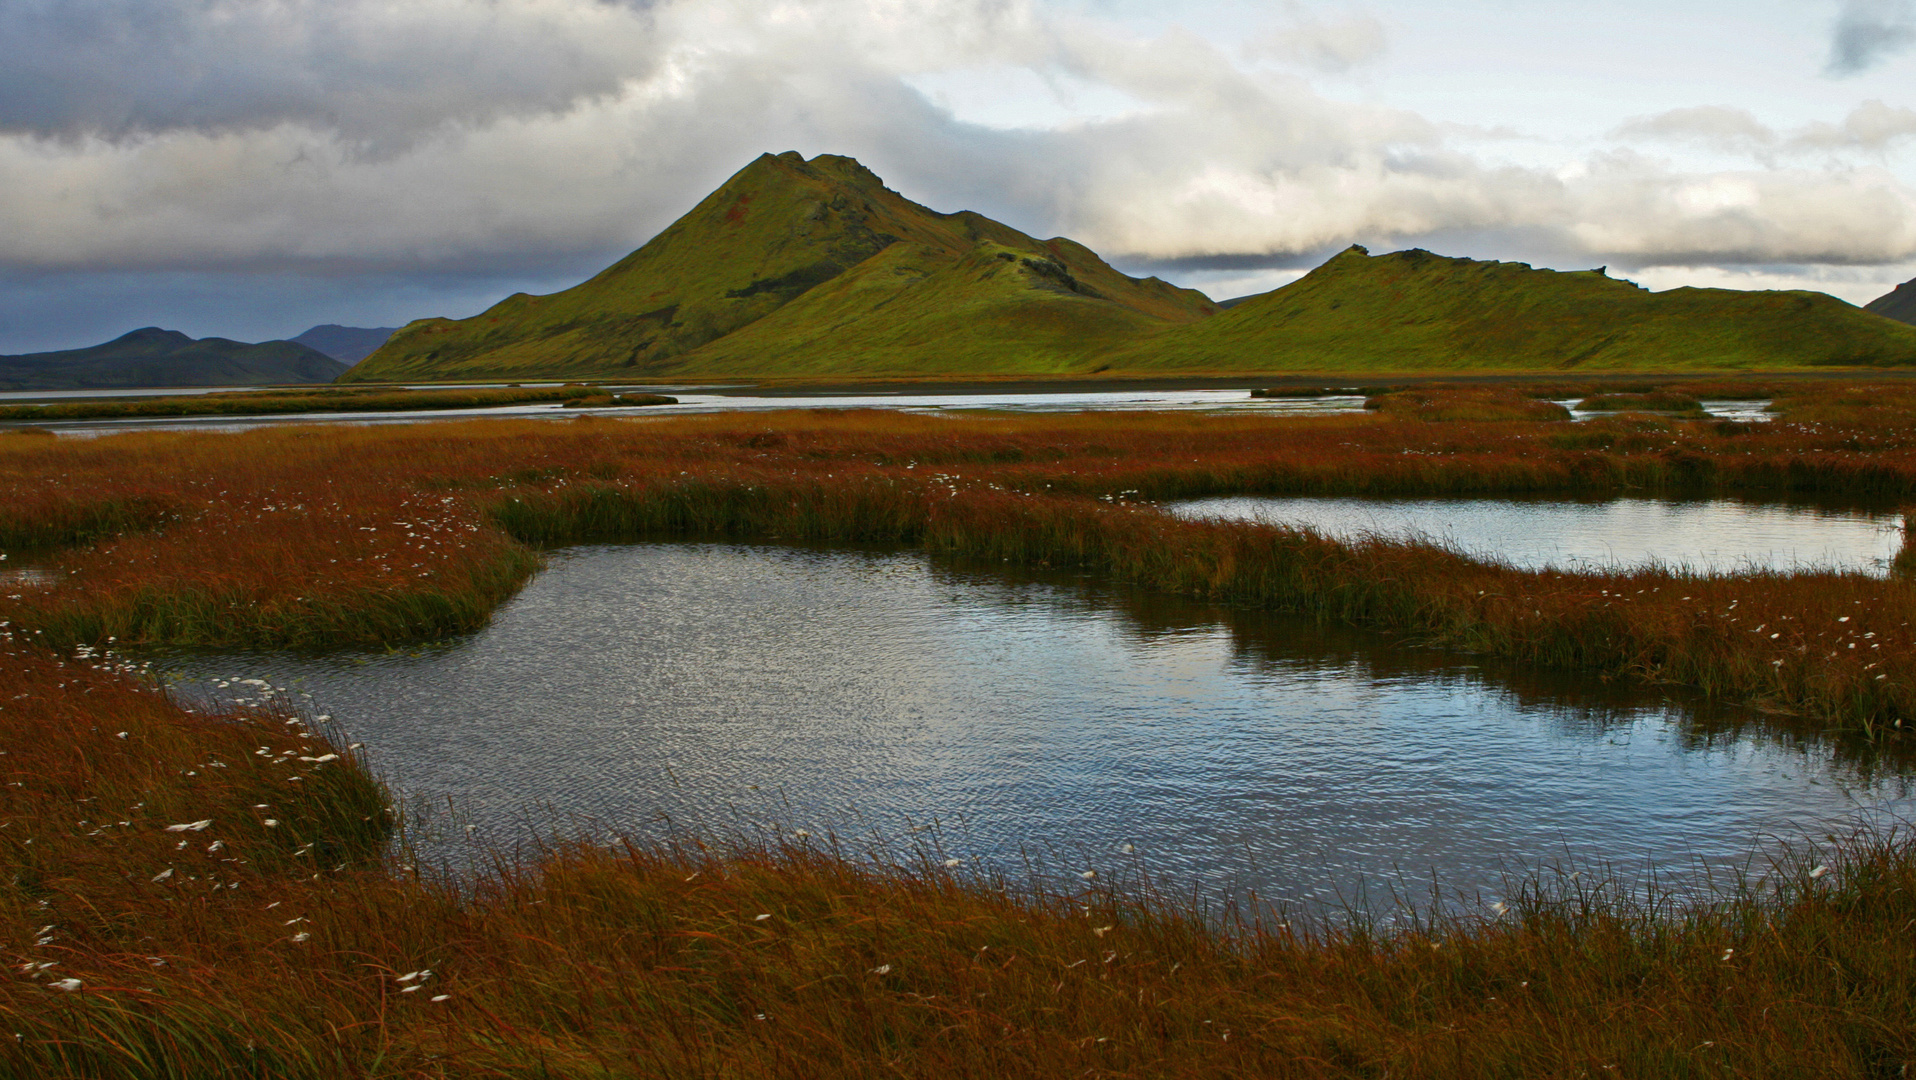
(46, 979), (81, 992)
(400, 985), (422, 993)
(754, 913), (772, 922)
(942, 858), (961, 868)
(297, 754), (338, 764)
(164, 820), (213, 833)
(1720, 948), (1735, 961)
(1119, 844), (1135, 854)
(431, 994), (450, 1003)
(291, 932), (311, 944)
(869, 964), (892, 976)
(150, 868), (174, 882)
(262, 819), (279, 828)
(396, 971), (425, 983)
(1490, 901), (1509, 916)
(1079, 870), (1097, 880)
(1809, 865), (1832, 880)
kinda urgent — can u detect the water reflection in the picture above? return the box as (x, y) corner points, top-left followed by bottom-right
(155, 543), (1915, 910)
(1166, 494), (1905, 576)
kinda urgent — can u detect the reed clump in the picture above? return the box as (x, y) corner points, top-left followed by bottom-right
(1577, 391), (1708, 415)
(1364, 387), (1573, 422)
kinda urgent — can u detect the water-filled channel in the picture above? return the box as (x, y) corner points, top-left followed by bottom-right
(157, 542), (1916, 911)
(1167, 494), (1905, 576)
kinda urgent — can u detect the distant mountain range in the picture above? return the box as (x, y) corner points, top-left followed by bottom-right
(289, 325), (398, 365)
(0, 328), (347, 391)
(1867, 277), (1916, 326)
(0, 324), (400, 391)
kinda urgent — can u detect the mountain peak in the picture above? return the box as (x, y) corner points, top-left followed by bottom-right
(114, 327), (196, 346)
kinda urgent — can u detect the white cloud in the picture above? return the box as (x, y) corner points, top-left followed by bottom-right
(1244, 4), (1387, 74)
(1614, 100), (1916, 157)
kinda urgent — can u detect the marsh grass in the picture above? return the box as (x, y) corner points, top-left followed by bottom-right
(2, 625), (1913, 1077)
(5, 396), (1916, 1071)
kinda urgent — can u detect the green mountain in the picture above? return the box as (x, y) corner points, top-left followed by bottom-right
(1106, 246), (1916, 373)
(1866, 276), (1916, 326)
(344, 152), (1215, 382)
(0, 328), (346, 391)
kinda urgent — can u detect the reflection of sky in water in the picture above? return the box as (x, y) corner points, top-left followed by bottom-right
(155, 544), (1914, 912)
(1167, 495), (1903, 576)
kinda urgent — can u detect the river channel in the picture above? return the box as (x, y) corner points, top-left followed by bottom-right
(155, 538), (1916, 914)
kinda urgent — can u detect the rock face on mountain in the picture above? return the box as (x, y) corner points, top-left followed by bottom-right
(344, 152), (1215, 381)
(1107, 246), (1916, 372)
(0, 328), (346, 390)
(1866, 277), (1916, 326)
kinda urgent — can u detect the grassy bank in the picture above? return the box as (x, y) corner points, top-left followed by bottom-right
(2, 392), (1915, 1073)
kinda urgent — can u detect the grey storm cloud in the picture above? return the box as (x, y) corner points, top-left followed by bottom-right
(0, 0), (665, 145)
(1827, 0), (1916, 75)
(0, 0), (1911, 282)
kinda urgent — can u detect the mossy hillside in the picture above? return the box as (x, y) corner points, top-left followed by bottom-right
(346, 153), (1214, 382)
(1110, 246), (1916, 373)
(666, 241), (1170, 376)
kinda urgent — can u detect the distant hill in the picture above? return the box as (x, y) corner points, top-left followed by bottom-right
(289, 325), (398, 365)
(0, 328), (347, 391)
(1866, 277), (1916, 326)
(1104, 246), (1916, 373)
(345, 152), (1215, 382)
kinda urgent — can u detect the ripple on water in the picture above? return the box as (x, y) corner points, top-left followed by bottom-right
(156, 542), (1916, 909)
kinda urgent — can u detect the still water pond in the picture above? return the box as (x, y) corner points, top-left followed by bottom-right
(162, 544), (1912, 910)
(1168, 494), (1905, 576)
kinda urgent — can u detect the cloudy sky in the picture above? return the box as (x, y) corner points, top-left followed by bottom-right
(2, 0), (1915, 352)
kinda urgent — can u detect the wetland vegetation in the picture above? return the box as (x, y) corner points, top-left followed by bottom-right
(3, 380), (1916, 1075)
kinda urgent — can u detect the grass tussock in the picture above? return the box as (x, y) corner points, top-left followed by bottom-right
(1364, 387), (1573, 422)
(1, 397), (1916, 1072)
(1576, 391), (1708, 414)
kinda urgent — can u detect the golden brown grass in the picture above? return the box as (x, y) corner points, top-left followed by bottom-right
(0, 393), (1914, 1075)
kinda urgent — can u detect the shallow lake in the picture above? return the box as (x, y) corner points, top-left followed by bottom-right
(1167, 494), (1906, 576)
(156, 542), (1915, 913)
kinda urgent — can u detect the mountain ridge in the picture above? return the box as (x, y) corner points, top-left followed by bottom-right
(0, 327), (347, 390)
(344, 154), (1916, 381)
(1101, 246), (1916, 372)
(289, 325), (399, 365)
(1867, 277), (1916, 326)
(344, 151), (1214, 381)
